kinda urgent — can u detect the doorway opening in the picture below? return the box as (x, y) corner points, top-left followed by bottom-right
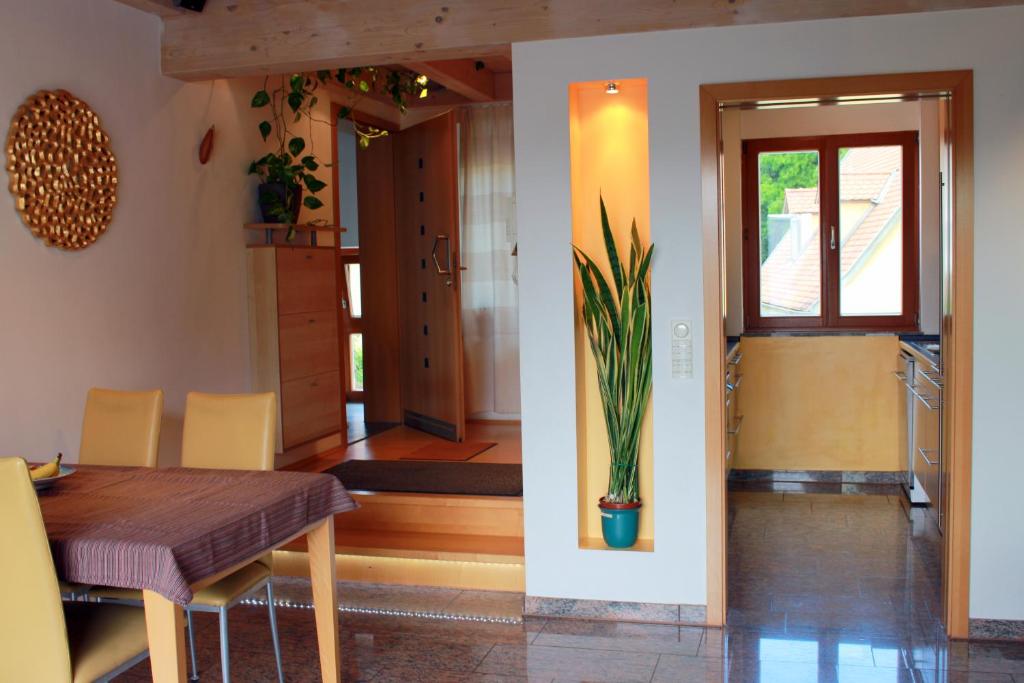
(321, 60), (522, 475)
(700, 72), (974, 639)
(282, 74), (525, 594)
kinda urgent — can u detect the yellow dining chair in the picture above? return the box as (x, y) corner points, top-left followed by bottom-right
(0, 457), (150, 682)
(94, 391), (282, 683)
(61, 387), (164, 602)
(79, 387), (164, 468)
(181, 392), (281, 683)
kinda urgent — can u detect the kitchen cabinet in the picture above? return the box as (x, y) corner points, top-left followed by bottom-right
(898, 341), (943, 531)
(725, 344), (743, 473)
(913, 362), (941, 519)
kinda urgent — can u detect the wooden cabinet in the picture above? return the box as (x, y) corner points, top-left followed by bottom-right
(912, 363), (942, 527)
(247, 246), (344, 452)
(725, 345), (743, 473)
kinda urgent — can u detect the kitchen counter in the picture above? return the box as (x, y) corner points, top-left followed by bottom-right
(899, 334), (940, 371)
(726, 336), (741, 362)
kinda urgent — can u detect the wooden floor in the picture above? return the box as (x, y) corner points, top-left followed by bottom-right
(287, 421), (522, 473)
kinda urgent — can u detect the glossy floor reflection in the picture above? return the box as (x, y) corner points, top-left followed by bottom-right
(114, 491), (1024, 682)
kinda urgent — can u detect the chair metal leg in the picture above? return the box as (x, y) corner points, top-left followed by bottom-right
(186, 608), (200, 681)
(219, 607), (230, 683)
(266, 581), (285, 683)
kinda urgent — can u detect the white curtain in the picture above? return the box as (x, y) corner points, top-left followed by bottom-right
(459, 103), (520, 419)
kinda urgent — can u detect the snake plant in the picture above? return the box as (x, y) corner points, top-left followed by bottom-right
(573, 197), (654, 504)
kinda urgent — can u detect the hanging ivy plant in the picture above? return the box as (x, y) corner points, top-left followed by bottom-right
(248, 68), (427, 230)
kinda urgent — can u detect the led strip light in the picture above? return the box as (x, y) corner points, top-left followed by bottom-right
(240, 596), (523, 625)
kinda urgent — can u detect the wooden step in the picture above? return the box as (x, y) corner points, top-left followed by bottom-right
(284, 529), (522, 563)
(337, 491), (524, 538)
(277, 490), (525, 591)
(273, 548), (525, 592)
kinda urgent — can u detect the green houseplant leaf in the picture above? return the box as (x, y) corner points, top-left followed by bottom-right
(303, 174), (327, 193)
(572, 196), (654, 505)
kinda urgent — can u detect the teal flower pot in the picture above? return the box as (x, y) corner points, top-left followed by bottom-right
(599, 498), (642, 548)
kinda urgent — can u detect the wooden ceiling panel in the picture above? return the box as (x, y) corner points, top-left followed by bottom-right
(147, 0), (1023, 81)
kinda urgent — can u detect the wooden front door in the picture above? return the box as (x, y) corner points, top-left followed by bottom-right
(393, 112), (466, 441)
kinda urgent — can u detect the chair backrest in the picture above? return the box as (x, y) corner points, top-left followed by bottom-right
(181, 392), (276, 472)
(0, 458), (73, 683)
(79, 388), (164, 468)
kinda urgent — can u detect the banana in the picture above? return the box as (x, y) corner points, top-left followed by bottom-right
(30, 453), (63, 480)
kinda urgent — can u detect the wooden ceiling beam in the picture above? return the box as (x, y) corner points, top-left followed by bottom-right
(404, 59), (495, 102)
(158, 0), (1024, 81)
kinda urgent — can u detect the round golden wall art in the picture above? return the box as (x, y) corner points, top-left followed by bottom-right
(5, 89), (118, 250)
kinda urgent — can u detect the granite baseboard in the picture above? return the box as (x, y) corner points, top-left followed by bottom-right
(525, 596), (706, 626)
(969, 619), (1024, 641)
(729, 469), (903, 484)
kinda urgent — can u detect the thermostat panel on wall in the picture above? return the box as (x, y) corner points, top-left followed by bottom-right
(671, 319), (694, 379)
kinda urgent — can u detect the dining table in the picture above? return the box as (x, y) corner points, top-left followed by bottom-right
(37, 464), (357, 683)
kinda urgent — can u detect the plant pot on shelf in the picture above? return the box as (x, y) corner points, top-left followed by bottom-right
(257, 182), (302, 225)
(598, 497), (642, 548)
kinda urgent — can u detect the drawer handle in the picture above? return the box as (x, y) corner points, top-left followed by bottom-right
(918, 447), (938, 466)
(728, 415), (744, 436)
(909, 384), (940, 411)
(920, 369), (944, 390)
(893, 371), (940, 411)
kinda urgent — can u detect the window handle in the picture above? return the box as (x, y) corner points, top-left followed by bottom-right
(830, 225), (837, 250)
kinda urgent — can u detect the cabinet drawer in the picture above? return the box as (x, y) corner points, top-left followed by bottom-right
(276, 248), (337, 315)
(278, 312), (340, 382)
(912, 365), (940, 509)
(281, 370), (342, 448)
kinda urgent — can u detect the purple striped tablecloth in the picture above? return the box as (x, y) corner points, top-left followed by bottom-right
(38, 465), (356, 605)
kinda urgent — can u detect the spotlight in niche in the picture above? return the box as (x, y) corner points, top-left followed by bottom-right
(605, 82), (619, 95)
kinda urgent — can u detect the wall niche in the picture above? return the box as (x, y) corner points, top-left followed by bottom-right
(568, 78), (654, 552)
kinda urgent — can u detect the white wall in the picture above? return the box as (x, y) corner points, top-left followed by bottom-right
(513, 6), (1024, 619)
(337, 119), (360, 248)
(722, 101), (942, 335)
(0, 0), (273, 466)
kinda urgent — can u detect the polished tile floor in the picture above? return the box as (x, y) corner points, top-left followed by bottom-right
(116, 491), (1024, 682)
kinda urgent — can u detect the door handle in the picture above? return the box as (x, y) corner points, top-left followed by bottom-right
(830, 225), (837, 250)
(431, 235), (456, 287)
(431, 235), (452, 275)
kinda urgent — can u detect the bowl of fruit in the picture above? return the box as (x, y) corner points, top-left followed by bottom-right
(30, 454), (75, 491)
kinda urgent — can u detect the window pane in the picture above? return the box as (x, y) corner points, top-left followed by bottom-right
(346, 263), (362, 318)
(349, 333), (363, 391)
(838, 145), (903, 317)
(757, 151), (821, 317)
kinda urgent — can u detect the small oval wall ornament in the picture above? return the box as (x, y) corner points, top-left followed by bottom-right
(199, 125), (215, 165)
(5, 89), (118, 250)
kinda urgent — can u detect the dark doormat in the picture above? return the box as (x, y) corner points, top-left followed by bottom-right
(399, 441), (497, 462)
(326, 460), (523, 496)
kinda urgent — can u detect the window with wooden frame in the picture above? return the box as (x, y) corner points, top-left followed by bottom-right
(339, 247), (364, 399)
(741, 131), (919, 332)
